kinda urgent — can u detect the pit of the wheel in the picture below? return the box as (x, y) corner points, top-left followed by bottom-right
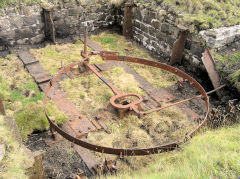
(43, 47), (209, 156)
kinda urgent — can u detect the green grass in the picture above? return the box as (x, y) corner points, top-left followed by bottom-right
(0, 55), (68, 140)
(30, 42), (94, 75)
(214, 50), (240, 65)
(230, 69), (240, 90)
(0, 0), (40, 8)
(0, 0), (123, 8)
(91, 32), (179, 88)
(108, 124), (240, 179)
(161, 0), (240, 31)
(0, 115), (32, 178)
(213, 50), (240, 91)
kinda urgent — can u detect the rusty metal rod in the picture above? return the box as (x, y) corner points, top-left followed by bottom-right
(84, 62), (122, 95)
(142, 84), (226, 115)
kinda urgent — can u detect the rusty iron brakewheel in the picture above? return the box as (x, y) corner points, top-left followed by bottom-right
(43, 50), (210, 156)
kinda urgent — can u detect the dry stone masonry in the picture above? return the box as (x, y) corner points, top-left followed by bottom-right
(200, 25), (240, 49)
(0, 0), (240, 74)
(0, 0), (119, 46)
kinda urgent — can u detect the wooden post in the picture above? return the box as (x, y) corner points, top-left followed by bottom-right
(43, 8), (56, 43)
(123, 3), (133, 38)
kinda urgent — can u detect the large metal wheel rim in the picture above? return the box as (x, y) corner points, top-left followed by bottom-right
(43, 57), (209, 156)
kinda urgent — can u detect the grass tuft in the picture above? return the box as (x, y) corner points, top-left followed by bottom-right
(0, 55), (67, 140)
(107, 124), (240, 179)
(0, 115), (32, 178)
(91, 32), (179, 88)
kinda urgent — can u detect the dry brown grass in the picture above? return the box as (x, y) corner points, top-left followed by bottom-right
(91, 32), (179, 88)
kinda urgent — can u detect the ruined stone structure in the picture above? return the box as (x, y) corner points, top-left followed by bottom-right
(0, 1), (119, 46)
(0, 0), (240, 78)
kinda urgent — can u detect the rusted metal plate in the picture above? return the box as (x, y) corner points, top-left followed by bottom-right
(149, 88), (175, 103)
(61, 122), (100, 174)
(26, 62), (51, 84)
(74, 145), (99, 174)
(18, 51), (38, 66)
(201, 49), (220, 90)
(123, 3), (133, 38)
(91, 119), (102, 130)
(170, 25), (188, 65)
(79, 36), (103, 52)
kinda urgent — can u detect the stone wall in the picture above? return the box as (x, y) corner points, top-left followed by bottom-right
(127, 4), (206, 70)
(0, 0), (119, 46)
(0, 5), (44, 46)
(128, 3), (240, 69)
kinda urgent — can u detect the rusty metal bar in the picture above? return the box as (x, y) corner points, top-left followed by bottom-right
(201, 48), (221, 91)
(142, 84), (226, 115)
(170, 25), (188, 65)
(84, 62), (121, 95)
(123, 3), (133, 38)
(0, 95), (5, 115)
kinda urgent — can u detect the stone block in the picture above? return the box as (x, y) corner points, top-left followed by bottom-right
(156, 31), (167, 42)
(69, 7), (83, 16)
(0, 30), (15, 41)
(0, 19), (11, 31)
(151, 19), (161, 30)
(134, 20), (141, 29)
(15, 28), (34, 40)
(141, 23), (149, 34)
(11, 17), (23, 28)
(17, 38), (28, 45)
(200, 25), (240, 48)
(161, 23), (169, 33)
(31, 34), (45, 44)
(23, 16), (40, 26)
(149, 11), (156, 19)
(135, 8), (142, 21)
(149, 26), (156, 36)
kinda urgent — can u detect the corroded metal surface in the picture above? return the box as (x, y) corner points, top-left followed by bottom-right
(170, 25), (188, 65)
(43, 53), (210, 156)
(201, 49), (220, 90)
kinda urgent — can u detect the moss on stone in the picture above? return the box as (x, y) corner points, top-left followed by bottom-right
(135, 0), (240, 32)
